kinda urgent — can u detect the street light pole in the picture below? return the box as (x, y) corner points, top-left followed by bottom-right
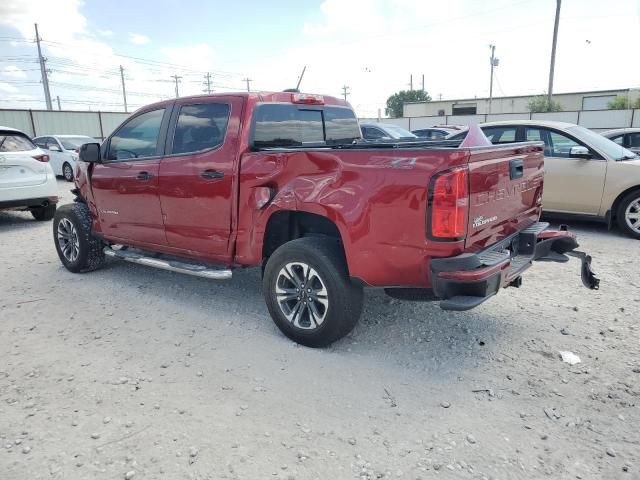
(547, 0), (562, 111)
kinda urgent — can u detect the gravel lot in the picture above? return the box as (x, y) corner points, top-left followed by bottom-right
(1, 179), (638, 480)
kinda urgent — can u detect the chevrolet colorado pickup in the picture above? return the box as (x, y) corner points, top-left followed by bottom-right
(52, 92), (598, 347)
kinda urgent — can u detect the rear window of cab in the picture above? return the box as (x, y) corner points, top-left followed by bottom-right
(251, 104), (361, 148)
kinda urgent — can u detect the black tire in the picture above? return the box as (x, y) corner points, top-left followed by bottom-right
(616, 190), (640, 239)
(62, 162), (74, 182)
(53, 203), (106, 273)
(263, 237), (363, 347)
(31, 203), (56, 221)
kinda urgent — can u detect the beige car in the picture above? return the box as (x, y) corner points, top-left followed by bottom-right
(450, 121), (640, 238)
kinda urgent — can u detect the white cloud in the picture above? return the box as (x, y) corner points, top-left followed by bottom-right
(98, 29), (114, 37)
(1, 66), (27, 79)
(129, 33), (150, 45)
(160, 43), (215, 67)
(0, 82), (19, 93)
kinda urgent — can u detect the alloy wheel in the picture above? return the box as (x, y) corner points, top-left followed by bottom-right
(63, 164), (74, 181)
(275, 262), (328, 330)
(625, 197), (640, 234)
(57, 218), (80, 262)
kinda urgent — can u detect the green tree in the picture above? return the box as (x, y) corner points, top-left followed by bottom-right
(527, 95), (563, 113)
(385, 90), (431, 118)
(607, 96), (632, 110)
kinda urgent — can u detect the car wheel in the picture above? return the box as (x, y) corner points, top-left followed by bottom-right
(616, 190), (640, 239)
(31, 203), (56, 221)
(263, 237), (363, 347)
(62, 162), (74, 182)
(53, 203), (106, 273)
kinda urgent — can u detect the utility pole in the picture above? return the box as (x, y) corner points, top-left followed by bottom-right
(34, 23), (52, 110)
(488, 44), (499, 114)
(421, 74), (425, 92)
(409, 74), (413, 91)
(203, 72), (212, 94)
(56, 95), (61, 110)
(119, 65), (128, 112)
(341, 85), (350, 101)
(243, 77), (252, 92)
(547, 0), (562, 111)
(171, 74), (182, 98)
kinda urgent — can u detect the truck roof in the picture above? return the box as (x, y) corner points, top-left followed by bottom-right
(137, 91), (351, 112)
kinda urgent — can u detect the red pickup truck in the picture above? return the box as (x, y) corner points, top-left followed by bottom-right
(53, 91), (598, 347)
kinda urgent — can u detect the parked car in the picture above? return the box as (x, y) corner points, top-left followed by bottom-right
(360, 122), (418, 141)
(33, 135), (97, 182)
(0, 126), (58, 220)
(53, 92), (597, 347)
(448, 121), (640, 238)
(412, 125), (464, 140)
(601, 128), (640, 156)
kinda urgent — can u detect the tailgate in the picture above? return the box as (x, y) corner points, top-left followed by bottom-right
(0, 152), (49, 188)
(465, 142), (544, 251)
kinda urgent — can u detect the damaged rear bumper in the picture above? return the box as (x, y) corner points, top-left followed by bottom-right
(430, 222), (599, 311)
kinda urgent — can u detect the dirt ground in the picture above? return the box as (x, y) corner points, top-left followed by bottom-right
(1, 180), (638, 480)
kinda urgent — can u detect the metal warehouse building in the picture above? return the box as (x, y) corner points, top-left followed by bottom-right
(404, 88), (640, 117)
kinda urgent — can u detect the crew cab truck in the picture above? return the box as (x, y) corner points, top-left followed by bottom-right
(52, 92), (598, 347)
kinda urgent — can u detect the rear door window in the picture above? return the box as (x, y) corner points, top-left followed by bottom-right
(0, 133), (36, 152)
(482, 126), (517, 143)
(172, 103), (230, 155)
(252, 104), (359, 147)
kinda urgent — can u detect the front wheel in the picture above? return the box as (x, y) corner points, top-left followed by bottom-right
(263, 237), (363, 348)
(53, 203), (106, 273)
(616, 190), (640, 239)
(62, 162), (74, 182)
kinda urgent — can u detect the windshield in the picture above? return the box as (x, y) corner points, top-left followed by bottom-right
(382, 125), (417, 139)
(59, 136), (95, 150)
(567, 126), (637, 160)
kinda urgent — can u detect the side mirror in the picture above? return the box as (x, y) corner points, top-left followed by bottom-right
(569, 146), (592, 159)
(48, 143), (62, 152)
(79, 142), (101, 163)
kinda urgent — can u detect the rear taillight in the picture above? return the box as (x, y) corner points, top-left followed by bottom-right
(32, 154), (50, 162)
(428, 167), (469, 240)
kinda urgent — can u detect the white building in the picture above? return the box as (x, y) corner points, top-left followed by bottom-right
(403, 88), (640, 117)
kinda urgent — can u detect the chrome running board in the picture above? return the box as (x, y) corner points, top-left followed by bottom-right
(104, 247), (232, 280)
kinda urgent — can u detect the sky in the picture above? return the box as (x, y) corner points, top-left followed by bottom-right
(0, 0), (639, 117)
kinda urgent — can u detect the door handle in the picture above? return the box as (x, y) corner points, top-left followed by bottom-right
(509, 159), (524, 180)
(136, 171), (153, 181)
(200, 170), (224, 180)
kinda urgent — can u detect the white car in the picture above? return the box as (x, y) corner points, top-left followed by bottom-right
(0, 126), (58, 220)
(33, 135), (97, 182)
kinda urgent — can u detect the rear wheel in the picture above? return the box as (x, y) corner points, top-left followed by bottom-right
(616, 190), (640, 239)
(53, 203), (106, 273)
(31, 203), (56, 221)
(62, 162), (74, 182)
(263, 237), (363, 347)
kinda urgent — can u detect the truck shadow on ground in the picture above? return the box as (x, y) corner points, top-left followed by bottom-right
(91, 258), (507, 375)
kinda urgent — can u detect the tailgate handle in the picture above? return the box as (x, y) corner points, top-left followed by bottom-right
(509, 159), (524, 180)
